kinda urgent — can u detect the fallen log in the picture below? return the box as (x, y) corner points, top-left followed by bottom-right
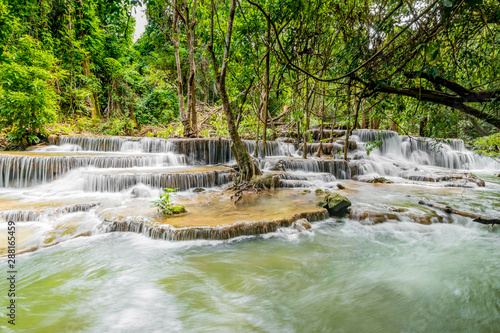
(418, 200), (500, 225)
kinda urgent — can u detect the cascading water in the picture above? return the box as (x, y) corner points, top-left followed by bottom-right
(1, 133), (499, 332)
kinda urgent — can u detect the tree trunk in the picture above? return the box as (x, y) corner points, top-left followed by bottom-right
(262, 19), (270, 158)
(208, 0), (260, 181)
(185, 0), (197, 137)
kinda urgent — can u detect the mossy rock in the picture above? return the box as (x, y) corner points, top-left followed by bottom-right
(315, 189), (324, 195)
(251, 174), (279, 189)
(368, 177), (392, 184)
(299, 189), (311, 195)
(336, 183), (345, 189)
(317, 193), (351, 217)
(171, 205), (187, 214)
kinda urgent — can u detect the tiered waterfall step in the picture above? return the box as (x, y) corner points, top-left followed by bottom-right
(0, 151), (186, 187)
(259, 157), (353, 179)
(81, 166), (236, 192)
(100, 190), (328, 240)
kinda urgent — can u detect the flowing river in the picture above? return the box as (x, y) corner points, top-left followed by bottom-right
(0, 131), (499, 332)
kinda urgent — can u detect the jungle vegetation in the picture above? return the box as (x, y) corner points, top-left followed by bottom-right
(0, 0), (499, 178)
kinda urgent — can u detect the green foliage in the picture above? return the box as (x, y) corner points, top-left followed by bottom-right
(470, 133), (500, 157)
(209, 112), (230, 137)
(74, 116), (134, 136)
(150, 124), (184, 138)
(0, 35), (63, 144)
(151, 187), (186, 215)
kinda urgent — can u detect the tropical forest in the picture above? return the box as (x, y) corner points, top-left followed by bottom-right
(0, 0), (499, 331)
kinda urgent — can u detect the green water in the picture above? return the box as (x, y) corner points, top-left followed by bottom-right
(1, 177), (500, 332)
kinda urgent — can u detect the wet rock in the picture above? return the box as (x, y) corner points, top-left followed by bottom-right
(26, 143), (49, 151)
(251, 174), (280, 189)
(48, 134), (60, 145)
(193, 188), (206, 193)
(315, 189), (324, 195)
(334, 140), (357, 150)
(292, 218), (312, 230)
(336, 183), (345, 189)
(389, 207), (408, 213)
(317, 193), (351, 216)
(300, 189), (312, 195)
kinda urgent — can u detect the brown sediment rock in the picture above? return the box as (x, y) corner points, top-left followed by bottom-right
(104, 209), (327, 241)
(402, 173), (485, 187)
(26, 143), (49, 151)
(349, 209), (453, 225)
(48, 134), (60, 145)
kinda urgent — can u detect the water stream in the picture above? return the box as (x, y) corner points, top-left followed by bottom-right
(0, 131), (499, 332)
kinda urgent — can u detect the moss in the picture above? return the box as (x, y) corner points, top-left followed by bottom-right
(368, 177), (392, 184)
(299, 189), (311, 195)
(315, 189), (324, 195)
(336, 183), (345, 189)
(171, 205), (187, 214)
(251, 174), (279, 189)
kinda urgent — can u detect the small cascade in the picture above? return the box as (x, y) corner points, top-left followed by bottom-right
(59, 136), (127, 151)
(169, 138), (233, 164)
(307, 129), (346, 141)
(243, 140), (296, 158)
(298, 142), (346, 156)
(259, 158), (352, 179)
(1, 202), (101, 222)
(0, 153), (186, 187)
(276, 172), (337, 188)
(167, 138), (296, 165)
(82, 168), (235, 192)
(104, 210), (327, 241)
(352, 129), (493, 171)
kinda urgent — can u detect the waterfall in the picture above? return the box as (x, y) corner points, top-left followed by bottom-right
(0, 153), (186, 187)
(81, 168), (235, 192)
(351, 129), (495, 172)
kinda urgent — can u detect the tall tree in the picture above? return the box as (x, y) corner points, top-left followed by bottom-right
(208, 0), (261, 181)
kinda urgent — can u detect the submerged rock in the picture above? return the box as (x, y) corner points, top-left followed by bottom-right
(336, 183), (346, 189)
(193, 187), (206, 193)
(317, 193), (351, 216)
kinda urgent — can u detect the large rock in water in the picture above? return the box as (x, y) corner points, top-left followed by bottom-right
(317, 193), (351, 216)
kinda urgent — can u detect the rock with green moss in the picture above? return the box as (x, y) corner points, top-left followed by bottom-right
(299, 189), (311, 195)
(171, 205), (187, 214)
(368, 177), (392, 184)
(317, 193), (351, 216)
(336, 183), (345, 189)
(251, 174), (279, 189)
(315, 189), (324, 195)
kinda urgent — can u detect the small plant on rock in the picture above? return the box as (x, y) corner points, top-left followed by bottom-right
(151, 187), (186, 215)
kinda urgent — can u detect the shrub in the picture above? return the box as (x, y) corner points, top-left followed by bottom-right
(151, 187), (186, 215)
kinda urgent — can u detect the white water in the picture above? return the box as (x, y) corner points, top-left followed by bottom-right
(0, 133), (499, 331)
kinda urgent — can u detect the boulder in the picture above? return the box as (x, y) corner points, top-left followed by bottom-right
(171, 205), (187, 214)
(317, 193), (351, 216)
